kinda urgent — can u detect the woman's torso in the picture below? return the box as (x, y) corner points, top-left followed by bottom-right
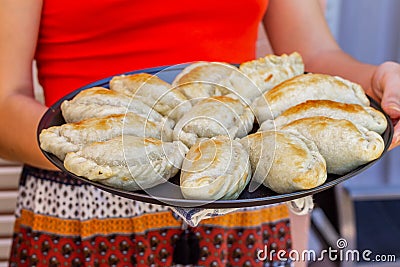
(35, 0), (269, 106)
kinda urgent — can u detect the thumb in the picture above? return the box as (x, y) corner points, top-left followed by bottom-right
(381, 89), (400, 120)
(373, 62), (400, 119)
(380, 73), (400, 149)
(372, 62), (400, 150)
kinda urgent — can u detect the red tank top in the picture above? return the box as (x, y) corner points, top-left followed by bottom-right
(35, 0), (269, 106)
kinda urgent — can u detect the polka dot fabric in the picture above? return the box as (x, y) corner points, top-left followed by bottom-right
(10, 166), (292, 266)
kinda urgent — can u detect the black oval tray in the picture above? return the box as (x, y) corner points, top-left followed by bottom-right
(37, 64), (394, 208)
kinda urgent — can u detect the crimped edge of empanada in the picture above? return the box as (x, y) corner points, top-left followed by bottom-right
(259, 100), (387, 134)
(172, 96), (254, 147)
(240, 130), (327, 194)
(180, 136), (252, 200)
(63, 137), (188, 191)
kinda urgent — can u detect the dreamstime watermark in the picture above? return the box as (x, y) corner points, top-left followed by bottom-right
(257, 238), (397, 263)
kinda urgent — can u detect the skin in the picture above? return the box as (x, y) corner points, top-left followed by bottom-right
(0, 1), (399, 266)
(0, 0), (55, 170)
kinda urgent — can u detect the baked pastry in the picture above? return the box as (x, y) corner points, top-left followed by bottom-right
(217, 71), (262, 104)
(180, 135), (251, 200)
(64, 136), (188, 191)
(259, 100), (387, 134)
(109, 73), (192, 122)
(239, 52), (304, 94)
(173, 96), (254, 147)
(281, 116), (385, 175)
(172, 54), (303, 105)
(172, 62), (235, 102)
(172, 61), (265, 104)
(239, 130), (327, 194)
(61, 87), (174, 128)
(39, 113), (173, 160)
(252, 73), (371, 123)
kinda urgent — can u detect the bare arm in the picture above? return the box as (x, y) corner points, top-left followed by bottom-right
(264, 0), (375, 88)
(0, 0), (57, 170)
(264, 0), (400, 148)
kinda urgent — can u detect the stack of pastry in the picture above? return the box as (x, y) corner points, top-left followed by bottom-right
(39, 52), (387, 200)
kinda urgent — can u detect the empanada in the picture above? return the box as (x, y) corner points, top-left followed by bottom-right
(180, 135), (251, 200)
(221, 74), (262, 104)
(172, 62), (235, 102)
(173, 54), (304, 105)
(39, 113), (172, 160)
(61, 87), (174, 128)
(64, 136), (188, 191)
(239, 52), (304, 94)
(173, 96), (254, 147)
(239, 130), (327, 194)
(253, 73), (371, 123)
(260, 100), (387, 134)
(281, 116), (384, 175)
(110, 73), (192, 122)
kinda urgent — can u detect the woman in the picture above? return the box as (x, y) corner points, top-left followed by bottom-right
(1, 0), (399, 266)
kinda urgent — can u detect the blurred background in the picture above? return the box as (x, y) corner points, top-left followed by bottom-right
(0, 0), (399, 266)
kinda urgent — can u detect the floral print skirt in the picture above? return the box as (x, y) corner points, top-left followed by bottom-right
(9, 166), (292, 267)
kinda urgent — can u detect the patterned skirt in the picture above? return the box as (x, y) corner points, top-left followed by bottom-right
(9, 166), (292, 267)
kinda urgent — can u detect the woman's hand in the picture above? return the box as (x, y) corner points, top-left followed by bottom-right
(370, 62), (400, 149)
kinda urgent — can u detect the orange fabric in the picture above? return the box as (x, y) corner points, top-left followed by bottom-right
(15, 204), (288, 238)
(202, 204), (289, 226)
(35, 0), (269, 106)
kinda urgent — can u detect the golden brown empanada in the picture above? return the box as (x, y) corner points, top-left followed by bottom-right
(64, 136), (188, 191)
(172, 55), (303, 105)
(172, 61), (265, 104)
(239, 130), (327, 194)
(180, 135), (251, 200)
(239, 52), (304, 94)
(281, 116), (384, 175)
(110, 73), (192, 122)
(39, 113), (173, 160)
(173, 96), (254, 147)
(172, 62), (235, 101)
(253, 73), (371, 123)
(61, 87), (174, 128)
(259, 100), (387, 134)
